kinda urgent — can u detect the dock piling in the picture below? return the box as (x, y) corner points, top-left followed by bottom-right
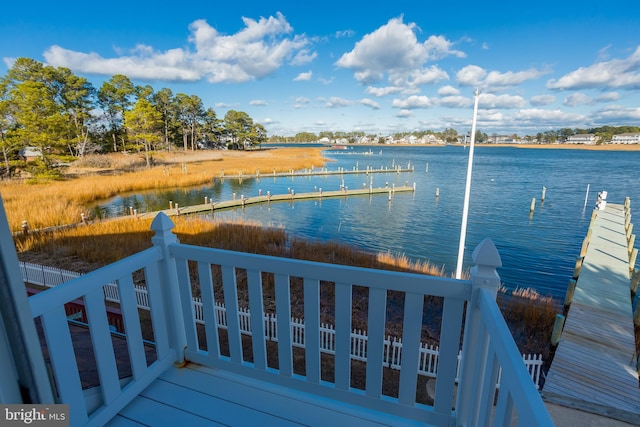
(541, 186), (547, 202)
(550, 314), (566, 346)
(530, 198), (536, 213)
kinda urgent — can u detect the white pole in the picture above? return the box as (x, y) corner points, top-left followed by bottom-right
(455, 89), (480, 279)
(583, 184), (590, 208)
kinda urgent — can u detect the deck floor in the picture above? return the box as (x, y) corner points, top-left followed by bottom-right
(107, 364), (424, 427)
(543, 203), (640, 424)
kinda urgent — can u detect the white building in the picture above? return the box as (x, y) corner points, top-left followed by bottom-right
(611, 133), (640, 144)
(565, 134), (598, 144)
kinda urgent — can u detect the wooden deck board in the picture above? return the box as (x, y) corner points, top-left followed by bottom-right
(111, 364), (425, 427)
(543, 203), (640, 424)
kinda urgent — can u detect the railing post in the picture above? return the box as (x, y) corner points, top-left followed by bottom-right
(456, 238), (502, 425)
(151, 213), (187, 363)
(0, 196), (54, 404)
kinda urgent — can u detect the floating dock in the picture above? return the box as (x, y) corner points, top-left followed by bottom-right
(542, 202), (640, 424)
(136, 185), (415, 219)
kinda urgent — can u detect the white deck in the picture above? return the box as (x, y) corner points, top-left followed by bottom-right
(108, 364), (423, 427)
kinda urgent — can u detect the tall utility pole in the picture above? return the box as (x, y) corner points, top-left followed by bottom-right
(455, 88), (480, 279)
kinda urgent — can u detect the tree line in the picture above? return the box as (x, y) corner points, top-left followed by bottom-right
(0, 58), (267, 178)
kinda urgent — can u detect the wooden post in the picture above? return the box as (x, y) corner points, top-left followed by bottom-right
(436, 188), (440, 198)
(169, 200), (173, 209)
(573, 257), (583, 279)
(551, 314), (566, 346)
(580, 228), (592, 257)
(628, 234), (635, 256)
(530, 198), (536, 213)
(564, 279), (577, 307)
(627, 223), (634, 241)
(630, 248), (638, 273)
(541, 186), (547, 202)
(634, 304), (640, 327)
(630, 269), (640, 295)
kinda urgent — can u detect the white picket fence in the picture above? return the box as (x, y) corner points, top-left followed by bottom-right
(21, 261), (543, 388)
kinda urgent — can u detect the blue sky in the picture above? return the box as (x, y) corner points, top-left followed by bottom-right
(2, 1), (639, 136)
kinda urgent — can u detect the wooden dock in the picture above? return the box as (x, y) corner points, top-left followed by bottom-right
(216, 165), (414, 180)
(136, 185), (415, 219)
(542, 203), (640, 424)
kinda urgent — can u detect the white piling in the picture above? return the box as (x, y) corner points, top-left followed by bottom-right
(584, 184), (590, 208)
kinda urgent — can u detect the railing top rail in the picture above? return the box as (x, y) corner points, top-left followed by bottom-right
(170, 242), (472, 299)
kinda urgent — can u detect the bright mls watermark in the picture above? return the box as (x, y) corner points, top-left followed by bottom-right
(1, 405), (69, 426)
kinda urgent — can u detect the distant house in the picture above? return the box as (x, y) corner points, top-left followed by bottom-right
(18, 147), (43, 161)
(489, 135), (523, 144)
(565, 134), (598, 144)
(611, 133), (640, 144)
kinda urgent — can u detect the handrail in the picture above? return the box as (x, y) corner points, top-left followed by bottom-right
(20, 213), (552, 426)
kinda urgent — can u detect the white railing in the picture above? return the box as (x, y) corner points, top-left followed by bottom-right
(22, 261), (544, 389)
(22, 213), (553, 426)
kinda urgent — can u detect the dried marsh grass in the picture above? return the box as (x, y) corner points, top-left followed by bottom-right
(0, 147), (327, 232)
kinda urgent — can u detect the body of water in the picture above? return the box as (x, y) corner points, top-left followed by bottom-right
(95, 146), (640, 300)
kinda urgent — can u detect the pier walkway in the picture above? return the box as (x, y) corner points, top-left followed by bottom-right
(542, 203), (640, 424)
(136, 184), (415, 219)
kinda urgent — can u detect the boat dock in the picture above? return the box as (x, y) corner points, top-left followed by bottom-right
(542, 202), (640, 424)
(136, 184), (416, 219)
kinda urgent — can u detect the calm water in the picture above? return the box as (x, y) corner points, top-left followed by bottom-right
(95, 146), (640, 300)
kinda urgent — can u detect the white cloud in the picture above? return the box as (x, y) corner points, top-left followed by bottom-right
(391, 95), (435, 109)
(396, 109), (413, 118)
(484, 68), (550, 90)
(595, 92), (619, 102)
(563, 92), (592, 107)
(335, 29), (354, 38)
(595, 105), (640, 121)
(360, 98), (380, 109)
(325, 97), (352, 108)
(457, 65), (548, 90)
(293, 97), (310, 108)
(530, 95), (556, 106)
(43, 45), (201, 81)
(547, 46), (640, 90)
(365, 86), (404, 97)
(43, 12), (313, 84)
(440, 95), (471, 108)
(514, 108), (585, 125)
(250, 100), (267, 106)
(480, 93), (526, 109)
(438, 85), (460, 96)
(294, 71), (313, 81)
(335, 17), (464, 86)
(456, 65), (487, 86)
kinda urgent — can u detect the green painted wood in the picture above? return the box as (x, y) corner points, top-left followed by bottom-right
(543, 203), (640, 423)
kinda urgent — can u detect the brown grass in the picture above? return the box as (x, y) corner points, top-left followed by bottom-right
(0, 147), (328, 232)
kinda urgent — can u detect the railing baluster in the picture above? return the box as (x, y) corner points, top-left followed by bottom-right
(221, 265), (243, 364)
(247, 268), (266, 370)
(174, 257), (199, 353)
(117, 275), (147, 379)
(274, 273), (292, 376)
(398, 292), (423, 405)
(365, 287), (386, 398)
(334, 282), (351, 390)
(144, 261), (170, 359)
(198, 262), (221, 359)
(304, 278), (321, 384)
(84, 288), (120, 404)
(40, 307), (88, 424)
(434, 298), (465, 416)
